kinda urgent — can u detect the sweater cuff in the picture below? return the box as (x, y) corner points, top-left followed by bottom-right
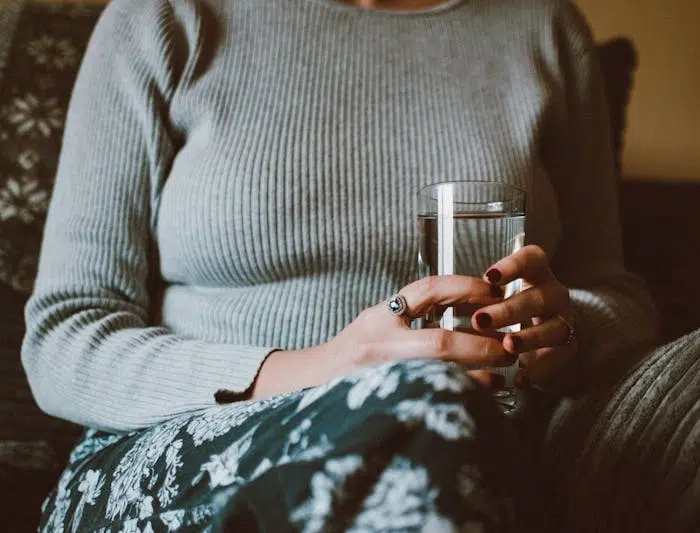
(568, 287), (657, 384)
(568, 290), (616, 372)
(192, 344), (278, 405)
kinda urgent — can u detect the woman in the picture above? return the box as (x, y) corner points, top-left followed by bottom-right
(22, 0), (658, 530)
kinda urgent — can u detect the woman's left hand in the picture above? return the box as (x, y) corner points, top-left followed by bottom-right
(472, 245), (578, 392)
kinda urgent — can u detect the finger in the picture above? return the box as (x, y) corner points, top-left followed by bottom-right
(474, 280), (569, 331)
(400, 275), (505, 318)
(504, 315), (574, 354)
(429, 303), (500, 325)
(357, 328), (515, 367)
(484, 245), (554, 287)
(467, 370), (506, 390)
(454, 327), (506, 342)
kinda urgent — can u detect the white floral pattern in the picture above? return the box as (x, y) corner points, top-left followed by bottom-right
(69, 430), (126, 464)
(394, 397), (475, 440)
(25, 34), (79, 69)
(348, 458), (445, 533)
(6, 93), (63, 137)
(290, 455), (365, 533)
(157, 439), (183, 509)
(17, 148), (39, 170)
(279, 418), (332, 464)
(344, 360), (474, 411)
(41, 360), (514, 532)
(118, 518), (155, 533)
(105, 418), (188, 521)
(197, 424), (258, 489)
(71, 469), (105, 533)
(43, 468), (74, 533)
(345, 363), (401, 410)
(0, 4), (100, 297)
(291, 375), (345, 416)
(402, 360), (473, 393)
(160, 509), (185, 531)
(186, 393), (293, 446)
(0, 175), (49, 222)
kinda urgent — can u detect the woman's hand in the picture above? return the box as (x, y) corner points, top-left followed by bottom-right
(251, 275), (514, 399)
(473, 245), (579, 392)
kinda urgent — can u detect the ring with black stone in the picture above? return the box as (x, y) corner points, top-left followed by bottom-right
(387, 293), (409, 318)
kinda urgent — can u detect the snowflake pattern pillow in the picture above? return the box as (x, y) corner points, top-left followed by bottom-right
(0, 3), (101, 293)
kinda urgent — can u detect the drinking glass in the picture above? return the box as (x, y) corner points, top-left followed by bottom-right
(417, 181), (526, 412)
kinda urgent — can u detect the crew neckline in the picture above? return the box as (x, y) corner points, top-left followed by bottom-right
(308, 0), (466, 16)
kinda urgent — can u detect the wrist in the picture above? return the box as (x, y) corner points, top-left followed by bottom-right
(250, 343), (331, 399)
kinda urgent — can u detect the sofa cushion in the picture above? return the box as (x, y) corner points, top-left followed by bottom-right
(543, 329), (700, 532)
(0, 4), (101, 530)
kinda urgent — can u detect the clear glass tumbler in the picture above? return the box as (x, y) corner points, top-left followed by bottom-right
(418, 181), (526, 412)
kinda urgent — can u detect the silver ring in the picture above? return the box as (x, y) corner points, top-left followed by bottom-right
(387, 293), (409, 317)
(557, 314), (576, 345)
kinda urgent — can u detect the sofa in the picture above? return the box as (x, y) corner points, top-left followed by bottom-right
(1, 3), (698, 532)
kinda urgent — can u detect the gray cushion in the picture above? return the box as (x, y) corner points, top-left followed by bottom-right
(544, 330), (700, 532)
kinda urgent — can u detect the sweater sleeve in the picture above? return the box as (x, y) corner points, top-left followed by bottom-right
(21, 0), (275, 433)
(545, 2), (660, 377)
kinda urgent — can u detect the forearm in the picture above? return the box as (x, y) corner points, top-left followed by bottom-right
(22, 292), (276, 432)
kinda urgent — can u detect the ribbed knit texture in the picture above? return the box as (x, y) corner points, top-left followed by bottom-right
(22, 0), (659, 432)
(544, 329), (700, 532)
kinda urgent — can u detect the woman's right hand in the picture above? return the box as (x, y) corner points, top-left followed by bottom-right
(251, 275), (514, 399)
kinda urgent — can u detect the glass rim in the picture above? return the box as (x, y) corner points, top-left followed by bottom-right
(418, 181), (526, 216)
(417, 180), (527, 197)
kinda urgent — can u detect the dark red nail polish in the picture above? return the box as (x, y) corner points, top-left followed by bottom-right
(476, 313), (492, 328)
(511, 336), (524, 352)
(485, 269), (502, 284)
(490, 284), (504, 298)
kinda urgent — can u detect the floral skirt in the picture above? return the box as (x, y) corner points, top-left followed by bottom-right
(40, 360), (530, 533)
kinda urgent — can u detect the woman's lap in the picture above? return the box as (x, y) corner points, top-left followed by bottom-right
(41, 359), (525, 533)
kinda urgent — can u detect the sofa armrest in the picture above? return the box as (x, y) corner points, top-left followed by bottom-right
(542, 329), (700, 532)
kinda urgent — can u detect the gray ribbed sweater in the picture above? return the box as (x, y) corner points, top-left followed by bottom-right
(22, 0), (659, 432)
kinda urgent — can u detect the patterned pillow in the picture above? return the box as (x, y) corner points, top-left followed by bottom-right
(0, 4), (103, 530)
(0, 3), (102, 293)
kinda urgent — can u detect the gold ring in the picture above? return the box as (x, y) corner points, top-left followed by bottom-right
(557, 313), (576, 345)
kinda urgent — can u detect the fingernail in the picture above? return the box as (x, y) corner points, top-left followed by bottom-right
(475, 313), (492, 328)
(485, 269), (502, 284)
(511, 336), (524, 353)
(514, 373), (531, 389)
(490, 284), (504, 298)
